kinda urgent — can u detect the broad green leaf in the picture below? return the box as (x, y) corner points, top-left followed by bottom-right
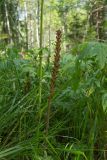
(102, 93), (107, 112)
(78, 42), (107, 69)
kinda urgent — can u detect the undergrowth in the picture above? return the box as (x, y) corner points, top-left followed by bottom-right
(0, 41), (107, 160)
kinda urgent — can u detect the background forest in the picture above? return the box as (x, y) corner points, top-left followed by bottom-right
(0, 0), (107, 160)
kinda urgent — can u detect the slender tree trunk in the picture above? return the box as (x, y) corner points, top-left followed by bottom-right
(24, 1), (28, 50)
(36, 0), (40, 47)
(89, 0), (105, 41)
(4, 1), (12, 44)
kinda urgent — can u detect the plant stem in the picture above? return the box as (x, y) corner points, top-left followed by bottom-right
(38, 0), (44, 109)
(36, 1), (44, 152)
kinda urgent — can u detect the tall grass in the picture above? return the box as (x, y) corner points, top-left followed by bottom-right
(0, 39), (107, 159)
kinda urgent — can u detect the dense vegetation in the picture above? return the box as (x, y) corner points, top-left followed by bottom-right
(0, 0), (107, 160)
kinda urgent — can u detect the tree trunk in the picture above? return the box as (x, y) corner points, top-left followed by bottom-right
(4, 1), (12, 44)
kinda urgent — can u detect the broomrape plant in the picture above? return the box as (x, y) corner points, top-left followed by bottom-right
(0, 23), (107, 160)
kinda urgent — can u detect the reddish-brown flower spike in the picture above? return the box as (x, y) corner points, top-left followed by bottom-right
(46, 30), (62, 134)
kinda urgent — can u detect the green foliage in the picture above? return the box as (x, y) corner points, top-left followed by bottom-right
(0, 37), (107, 160)
(77, 41), (107, 69)
(0, 0), (107, 159)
